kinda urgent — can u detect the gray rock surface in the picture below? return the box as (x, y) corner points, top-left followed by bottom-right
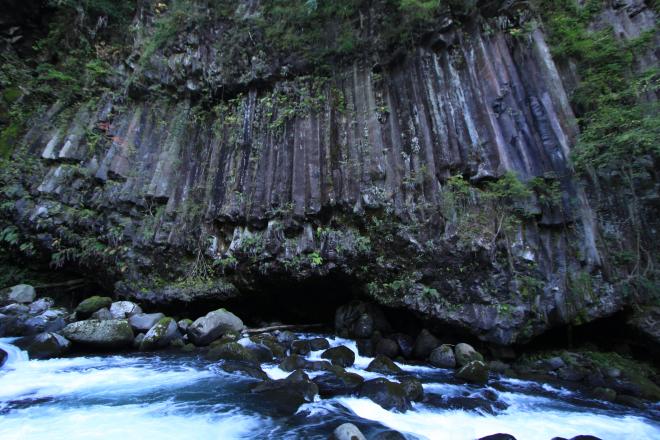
(187, 309), (244, 346)
(61, 319), (134, 348)
(129, 313), (166, 332)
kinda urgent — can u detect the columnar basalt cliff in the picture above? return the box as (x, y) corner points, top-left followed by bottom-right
(1, 0), (658, 347)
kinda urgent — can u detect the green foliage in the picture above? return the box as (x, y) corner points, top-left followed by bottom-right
(308, 251), (323, 267)
(443, 172), (533, 260)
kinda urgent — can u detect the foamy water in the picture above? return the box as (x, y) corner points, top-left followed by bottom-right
(1, 336), (659, 440)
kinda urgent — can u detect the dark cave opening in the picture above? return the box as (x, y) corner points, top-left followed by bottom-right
(222, 272), (360, 329)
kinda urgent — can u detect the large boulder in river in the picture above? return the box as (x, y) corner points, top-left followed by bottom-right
(129, 312), (165, 332)
(455, 343), (484, 367)
(206, 342), (258, 364)
(16, 332), (70, 359)
(314, 366), (364, 397)
(412, 329), (439, 359)
(400, 376), (424, 402)
(358, 378), (411, 412)
(220, 360), (269, 381)
(456, 360), (489, 384)
(430, 344), (456, 368)
(367, 355), (403, 374)
(187, 309), (244, 346)
(3, 284), (36, 304)
(61, 319), (134, 349)
(335, 301), (390, 339)
(375, 338), (400, 358)
(140, 317), (180, 351)
(321, 345), (355, 367)
(109, 301), (143, 319)
(74, 296), (113, 319)
(332, 423), (367, 440)
(251, 370), (319, 415)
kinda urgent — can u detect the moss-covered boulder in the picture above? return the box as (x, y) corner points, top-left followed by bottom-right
(358, 378), (411, 412)
(321, 346), (355, 368)
(314, 366), (364, 398)
(430, 344), (456, 368)
(251, 369), (319, 415)
(400, 376), (424, 402)
(456, 360), (489, 384)
(75, 296), (113, 319)
(366, 355), (403, 374)
(61, 319), (134, 349)
(206, 342), (258, 364)
(454, 343), (484, 367)
(139, 317), (180, 351)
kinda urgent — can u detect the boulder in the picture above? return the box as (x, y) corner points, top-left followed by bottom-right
(335, 301), (390, 339)
(206, 342), (258, 364)
(251, 370), (319, 415)
(129, 313), (166, 332)
(109, 301), (143, 319)
(242, 341), (273, 363)
(375, 338), (399, 358)
(456, 360), (489, 384)
(177, 318), (193, 332)
(276, 330), (295, 346)
(391, 333), (414, 358)
(356, 338), (375, 357)
(140, 317), (180, 350)
(91, 307), (113, 320)
(0, 348), (6, 367)
(74, 296), (113, 319)
(6, 284), (36, 304)
(314, 367), (364, 397)
(16, 332), (70, 359)
(279, 355), (307, 372)
(321, 346), (355, 368)
(291, 339), (312, 355)
(28, 298), (54, 314)
(220, 360), (269, 381)
(332, 423), (367, 440)
(308, 337), (330, 351)
(61, 319), (134, 349)
(400, 376), (424, 401)
(358, 378), (411, 412)
(412, 329), (439, 359)
(366, 355), (403, 374)
(430, 344), (456, 368)
(133, 333), (145, 349)
(187, 309), (244, 346)
(454, 342), (484, 367)
(251, 337), (286, 359)
(22, 309), (67, 335)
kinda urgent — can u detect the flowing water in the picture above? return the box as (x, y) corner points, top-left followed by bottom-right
(1, 336), (658, 440)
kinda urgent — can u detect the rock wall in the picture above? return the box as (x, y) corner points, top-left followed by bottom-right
(4, 0), (658, 346)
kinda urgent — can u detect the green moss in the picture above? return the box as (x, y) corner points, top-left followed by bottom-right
(584, 351), (660, 401)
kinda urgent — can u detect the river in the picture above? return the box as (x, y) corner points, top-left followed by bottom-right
(0, 336), (658, 440)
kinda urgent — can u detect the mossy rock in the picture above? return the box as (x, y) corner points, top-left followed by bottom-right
(206, 342), (258, 364)
(75, 296), (113, 319)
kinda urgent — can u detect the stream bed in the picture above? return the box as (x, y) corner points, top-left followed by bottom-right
(1, 336), (659, 440)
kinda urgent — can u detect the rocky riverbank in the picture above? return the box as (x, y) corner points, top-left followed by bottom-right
(1, 283), (658, 439)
